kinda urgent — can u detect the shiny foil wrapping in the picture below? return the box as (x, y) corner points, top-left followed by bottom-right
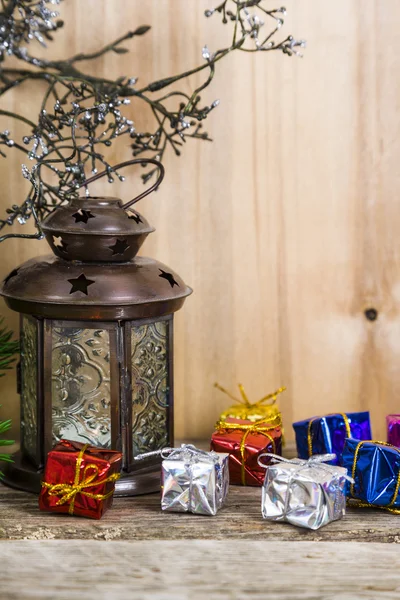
(262, 457), (348, 530)
(387, 415), (400, 447)
(217, 384), (285, 424)
(220, 403), (281, 424)
(293, 412), (372, 465)
(161, 446), (229, 516)
(341, 439), (400, 512)
(211, 418), (282, 486)
(39, 439), (122, 519)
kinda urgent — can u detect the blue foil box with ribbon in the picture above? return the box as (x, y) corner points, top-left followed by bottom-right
(292, 412), (372, 465)
(259, 453), (352, 530)
(160, 445), (230, 516)
(341, 439), (400, 513)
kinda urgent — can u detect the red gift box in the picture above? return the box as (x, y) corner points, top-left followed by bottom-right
(211, 417), (283, 486)
(39, 439), (122, 519)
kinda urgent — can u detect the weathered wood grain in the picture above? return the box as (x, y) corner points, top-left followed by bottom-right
(1, 539), (400, 600)
(1, 485), (399, 543)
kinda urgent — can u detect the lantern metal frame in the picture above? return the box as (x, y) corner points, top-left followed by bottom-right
(6, 314), (175, 495)
(1, 159), (191, 496)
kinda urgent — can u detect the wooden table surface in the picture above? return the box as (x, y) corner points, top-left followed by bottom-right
(1, 484), (400, 599)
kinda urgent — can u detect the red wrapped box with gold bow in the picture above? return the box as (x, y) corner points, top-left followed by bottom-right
(39, 439), (122, 519)
(210, 416), (283, 486)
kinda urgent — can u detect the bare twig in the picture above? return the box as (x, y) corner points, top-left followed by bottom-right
(0, 0), (305, 239)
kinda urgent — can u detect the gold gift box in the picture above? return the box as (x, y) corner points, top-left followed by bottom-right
(215, 383), (286, 424)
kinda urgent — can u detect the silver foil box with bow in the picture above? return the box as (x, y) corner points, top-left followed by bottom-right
(160, 445), (230, 516)
(260, 454), (351, 530)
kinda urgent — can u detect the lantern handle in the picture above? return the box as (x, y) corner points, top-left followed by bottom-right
(72, 158), (165, 210)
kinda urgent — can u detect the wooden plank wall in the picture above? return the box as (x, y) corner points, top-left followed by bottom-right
(0, 0), (399, 443)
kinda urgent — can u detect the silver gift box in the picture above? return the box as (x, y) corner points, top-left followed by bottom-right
(261, 457), (349, 530)
(161, 445), (229, 516)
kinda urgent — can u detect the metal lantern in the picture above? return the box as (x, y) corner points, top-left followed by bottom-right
(0, 159), (192, 495)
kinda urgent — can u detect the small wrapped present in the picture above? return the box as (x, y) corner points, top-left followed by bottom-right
(387, 415), (400, 447)
(215, 382), (285, 423)
(39, 439), (122, 519)
(293, 411), (372, 465)
(211, 416), (283, 486)
(158, 445), (229, 516)
(341, 439), (400, 514)
(260, 453), (352, 530)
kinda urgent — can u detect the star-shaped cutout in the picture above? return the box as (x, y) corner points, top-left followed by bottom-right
(53, 235), (68, 253)
(68, 273), (95, 295)
(127, 210), (143, 224)
(109, 239), (130, 256)
(53, 235), (63, 247)
(72, 209), (95, 224)
(159, 269), (179, 288)
(3, 268), (19, 285)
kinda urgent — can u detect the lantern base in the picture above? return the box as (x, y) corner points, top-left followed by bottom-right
(2, 452), (43, 494)
(115, 461), (162, 497)
(2, 452), (161, 496)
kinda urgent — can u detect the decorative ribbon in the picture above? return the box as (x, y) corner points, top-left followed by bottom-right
(257, 452), (353, 480)
(307, 413), (351, 457)
(215, 383), (286, 415)
(42, 444), (120, 515)
(134, 444), (221, 464)
(349, 440), (400, 515)
(215, 415), (282, 486)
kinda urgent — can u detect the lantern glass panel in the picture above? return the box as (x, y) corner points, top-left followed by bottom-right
(21, 315), (38, 461)
(131, 319), (170, 456)
(51, 325), (112, 448)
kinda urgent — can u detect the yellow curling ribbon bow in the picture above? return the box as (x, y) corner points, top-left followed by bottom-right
(349, 440), (400, 515)
(215, 415), (282, 486)
(307, 413), (351, 458)
(42, 444), (120, 515)
(215, 383), (286, 423)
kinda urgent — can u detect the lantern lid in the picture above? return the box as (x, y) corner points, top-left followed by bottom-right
(42, 197), (153, 235)
(41, 197), (155, 263)
(1, 254), (192, 320)
(40, 158), (166, 263)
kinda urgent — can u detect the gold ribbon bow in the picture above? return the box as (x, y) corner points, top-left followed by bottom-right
(215, 383), (286, 423)
(215, 414), (282, 485)
(42, 444), (120, 515)
(307, 413), (351, 458)
(349, 440), (400, 515)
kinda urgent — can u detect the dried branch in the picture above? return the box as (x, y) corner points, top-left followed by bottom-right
(0, 0), (305, 239)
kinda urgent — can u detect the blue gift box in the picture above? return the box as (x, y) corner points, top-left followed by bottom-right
(341, 439), (400, 512)
(292, 412), (372, 465)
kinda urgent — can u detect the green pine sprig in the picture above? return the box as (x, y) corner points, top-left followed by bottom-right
(0, 318), (17, 476)
(0, 417), (13, 461)
(0, 414), (13, 477)
(0, 317), (19, 377)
